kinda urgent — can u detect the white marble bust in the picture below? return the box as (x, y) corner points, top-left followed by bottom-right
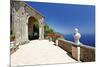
(74, 28), (81, 45)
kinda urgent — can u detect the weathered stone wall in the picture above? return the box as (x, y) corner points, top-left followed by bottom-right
(12, 6), (29, 45)
(58, 39), (95, 62)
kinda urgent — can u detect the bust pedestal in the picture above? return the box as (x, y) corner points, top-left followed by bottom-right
(74, 28), (81, 62)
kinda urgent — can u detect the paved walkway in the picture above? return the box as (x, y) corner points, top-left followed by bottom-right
(11, 40), (77, 66)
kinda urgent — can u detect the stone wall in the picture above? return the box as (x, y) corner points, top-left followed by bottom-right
(80, 45), (95, 62)
(58, 39), (95, 62)
(58, 40), (72, 54)
(12, 6), (29, 45)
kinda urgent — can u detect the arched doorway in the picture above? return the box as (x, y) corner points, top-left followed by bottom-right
(28, 16), (39, 40)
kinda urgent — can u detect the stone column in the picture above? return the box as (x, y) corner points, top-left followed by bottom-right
(13, 6), (29, 45)
(13, 8), (21, 46)
(18, 7), (29, 44)
(25, 15), (30, 42)
(41, 22), (44, 39)
(38, 18), (44, 39)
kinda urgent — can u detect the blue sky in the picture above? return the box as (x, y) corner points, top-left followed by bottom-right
(26, 2), (95, 35)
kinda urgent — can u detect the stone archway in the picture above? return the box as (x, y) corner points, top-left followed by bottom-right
(11, 1), (44, 46)
(28, 16), (39, 40)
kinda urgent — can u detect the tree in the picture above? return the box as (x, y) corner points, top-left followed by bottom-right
(44, 23), (55, 37)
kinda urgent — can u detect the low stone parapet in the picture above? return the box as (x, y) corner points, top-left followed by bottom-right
(58, 39), (72, 54)
(80, 44), (95, 62)
(58, 39), (95, 62)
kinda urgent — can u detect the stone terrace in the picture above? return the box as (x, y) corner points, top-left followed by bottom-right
(11, 40), (77, 66)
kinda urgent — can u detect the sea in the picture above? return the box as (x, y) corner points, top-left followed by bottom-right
(64, 34), (95, 47)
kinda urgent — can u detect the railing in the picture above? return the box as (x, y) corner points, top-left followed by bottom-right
(57, 39), (95, 62)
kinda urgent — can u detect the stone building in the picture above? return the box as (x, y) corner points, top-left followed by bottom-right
(10, 1), (44, 46)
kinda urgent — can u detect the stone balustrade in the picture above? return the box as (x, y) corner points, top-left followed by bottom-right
(58, 39), (95, 62)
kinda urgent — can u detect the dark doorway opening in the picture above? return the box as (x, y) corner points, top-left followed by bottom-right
(28, 16), (39, 40)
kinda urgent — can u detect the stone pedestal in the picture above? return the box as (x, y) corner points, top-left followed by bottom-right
(56, 40), (58, 46)
(72, 45), (78, 60)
